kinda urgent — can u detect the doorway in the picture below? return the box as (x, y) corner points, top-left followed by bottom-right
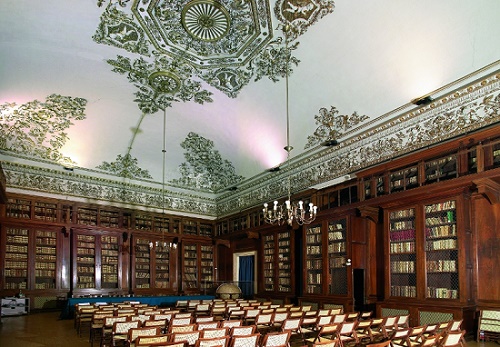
(233, 251), (257, 298)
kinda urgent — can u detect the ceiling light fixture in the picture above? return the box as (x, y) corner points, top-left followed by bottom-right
(411, 94), (433, 106)
(262, 27), (318, 226)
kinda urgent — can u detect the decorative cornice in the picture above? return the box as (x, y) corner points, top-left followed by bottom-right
(2, 67), (499, 219)
(216, 69), (500, 217)
(1, 161), (217, 217)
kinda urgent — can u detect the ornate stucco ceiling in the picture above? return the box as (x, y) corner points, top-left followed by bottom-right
(1, 1), (500, 218)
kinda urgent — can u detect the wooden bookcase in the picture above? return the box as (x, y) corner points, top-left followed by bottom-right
(305, 224), (323, 295)
(181, 241), (215, 293)
(260, 228), (294, 296)
(328, 218), (348, 295)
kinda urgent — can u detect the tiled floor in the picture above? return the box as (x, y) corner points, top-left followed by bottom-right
(0, 311), (499, 347)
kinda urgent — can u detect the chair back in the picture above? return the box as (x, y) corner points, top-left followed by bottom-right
(128, 326), (161, 344)
(168, 323), (197, 333)
(262, 331), (291, 347)
(170, 330), (201, 346)
(231, 325), (256, 336)
(201, 327), (229, 338)
(195, 336), (231, 347)
(135, 334), (171, 347)
(230, 333), (261, 347)
(197, 321), (219, 330)
(220, 320), (242, 329)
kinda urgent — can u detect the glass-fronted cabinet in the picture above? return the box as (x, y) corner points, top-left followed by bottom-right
(328, 219), (348, 295)
(305, 224), (323, 294)
(388, 207), (417, 297)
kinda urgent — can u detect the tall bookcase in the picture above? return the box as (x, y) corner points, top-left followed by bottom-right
(263, 234), (275, 292)
(35, 230), (57, 290)
(261, 230), (293, 295)
(182, 243), (198, 291)
(4, 227), (29, 290)
(328, 218), (348, 295)
(305, 224), (323, 294)
(424, 200), (459, 299)
(277, 231), (292, 293)
(388, 207), (417, 298)
(75, 233), (96, 289)
(134, 237), (151, 289)
(386, 199), (464, 301)
(100, 235), (119, 289)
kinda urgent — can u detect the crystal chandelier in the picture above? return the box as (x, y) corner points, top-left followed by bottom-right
(262, 27), (318, 226)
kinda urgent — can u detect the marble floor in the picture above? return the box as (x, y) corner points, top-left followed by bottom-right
(0, 311), (498, 347)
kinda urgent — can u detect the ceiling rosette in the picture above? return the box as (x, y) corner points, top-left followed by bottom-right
(94, 0), (335, 102)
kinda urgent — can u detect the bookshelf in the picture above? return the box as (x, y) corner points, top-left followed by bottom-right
(34, 201), (58, 222)
(328, 219), (348, 295)
(77, 207), (98, 226)
(390, 166), (419, 193)
(183, 243), (198, 290)
(135, 213), (153, 231)
(305, 224), (323, 294)
(183, 220), (197, 235)
(425, 200), (459, 299)
(425, 155), (457, 183)
(4, 227), (29, 290)
(154, 216), (170, 233)
(76, 234), (96, 289)
(134, 238), (151, 289)
(388, 207), (417, 298)
(263, 234), (275, 292)
(99, 210), (119, 228)
(154, 243), (170, 289)
(35, 230), (57, 290)
(199, 223), (213, 237)
(200, 245), (214, 292)
(277, 231), (292, 293)
(100, 235), (119, 289)
(6, 198), (31, 219)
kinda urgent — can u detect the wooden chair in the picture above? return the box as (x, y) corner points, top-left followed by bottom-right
(230, 325), (257, 336)
(281, 318), (303, 346)
(312, 340), (341, 347)
(127, 326), (162, 347)
(337, 321), (359, 347)
(194, 336), (231, 347)
(169, 330), (201, 347)
(354, 319), (374, 343)
(345, 312), (359, 322)
(389, 328), (411, 347)
(396, 315), (410, 329)
(255, 313), (274, 333)
(365, 339), (391, 347)
(169, 317), (193, 327)
(201, 327), (229, 338)
(407, 325), (427, 346)
(436, 330), (465, 347)
(261, 331), (291, 347)
(243, 308), (261, 325)
(332, 314), (347, 324)
(101, 316), (129, 347)
(111, 320), (141, 347)
(168, 324), (197, 334)
(220, 320), (243, 329)
(135, 334), (172, 347)
(143, 318), (168, 334)
(305, 323), (339, 344)
(229, 333), (261, 347)
(77, 306), (99, 337)
(197, 321), (219, 331)
(271, 311), (290, 331)
(90, 310), (115, 347)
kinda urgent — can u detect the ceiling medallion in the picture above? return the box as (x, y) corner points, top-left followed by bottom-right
(149, 71), (182, 94)
(181, 0), (231, 42)
(131, 0), (272, 69)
